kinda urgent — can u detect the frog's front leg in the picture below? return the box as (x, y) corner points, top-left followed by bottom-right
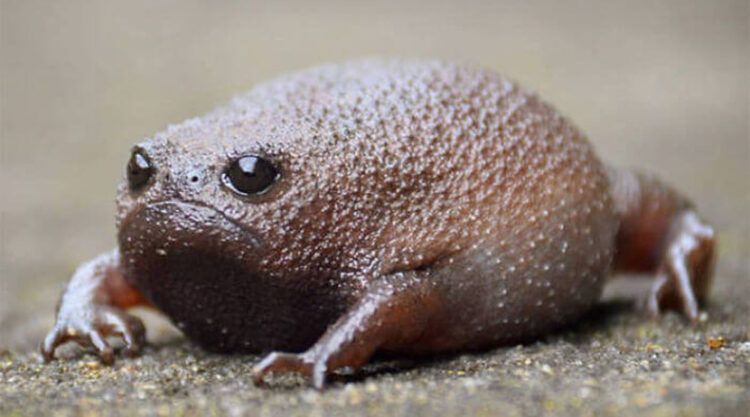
(252, 271), (443, 389)
(41, 248), (150, 364)
(608, 168), (716, 321)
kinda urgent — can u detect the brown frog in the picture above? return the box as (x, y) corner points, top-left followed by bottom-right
(41, 60), (716, 388)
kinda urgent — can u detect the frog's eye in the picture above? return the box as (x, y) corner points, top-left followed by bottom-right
(222, 155), (279, 196)
(127, 149), (153, 191)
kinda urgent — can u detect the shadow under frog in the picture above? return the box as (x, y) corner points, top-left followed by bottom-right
(41, 60), (716, 389)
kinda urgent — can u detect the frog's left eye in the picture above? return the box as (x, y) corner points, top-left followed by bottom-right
(222, 155), (279, 196)
(127, 149), (153, 191)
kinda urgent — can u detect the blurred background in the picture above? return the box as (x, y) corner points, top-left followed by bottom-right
(1, 0), (748, 351)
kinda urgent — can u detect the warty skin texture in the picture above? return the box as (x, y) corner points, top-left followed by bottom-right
(41, 60), (716, 389)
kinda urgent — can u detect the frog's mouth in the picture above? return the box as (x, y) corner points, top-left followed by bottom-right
(117, 201), (337, 353)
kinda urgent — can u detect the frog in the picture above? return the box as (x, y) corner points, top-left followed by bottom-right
(41, 60), (716, 389)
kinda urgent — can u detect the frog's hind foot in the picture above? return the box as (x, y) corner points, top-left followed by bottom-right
(608, 167), (716, 323)
(645, 210), (715, 322)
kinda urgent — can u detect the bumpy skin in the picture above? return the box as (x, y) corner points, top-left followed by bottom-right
(41, 60), (716, 389)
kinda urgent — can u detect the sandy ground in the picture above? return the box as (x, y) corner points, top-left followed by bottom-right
(1, 1), (748, 416)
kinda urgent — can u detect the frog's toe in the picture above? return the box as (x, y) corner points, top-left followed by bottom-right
(87, 328), (115, 365)
(103, 308), (146, 357)
(41, 326), (67, 362)
(645, 271), (699, 321)
(251, 352), (313, 386)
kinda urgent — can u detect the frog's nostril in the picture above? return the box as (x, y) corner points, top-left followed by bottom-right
(185, 169), (204, 186)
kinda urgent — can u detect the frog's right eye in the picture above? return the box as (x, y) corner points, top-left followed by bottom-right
(222, 155), (279, 197)
(127, 150), (153, 191)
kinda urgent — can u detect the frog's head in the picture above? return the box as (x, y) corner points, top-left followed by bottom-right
(114, 109), (357, 352)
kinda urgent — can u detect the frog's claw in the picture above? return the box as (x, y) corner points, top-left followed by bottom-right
(41, 305), (146, 364)
(41, 249), (151, 364)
